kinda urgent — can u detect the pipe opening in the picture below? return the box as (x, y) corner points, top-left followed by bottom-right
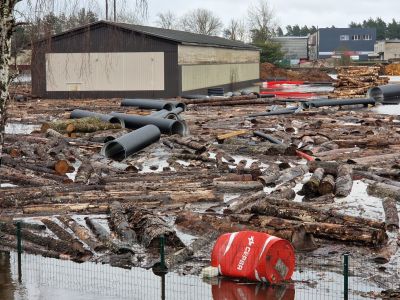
(163, 103), (174, 111)
(102, 141), (127, 161)
(367, 87), (384, 103)
(174, 103), (186, 111)
(166, 113), (179, 120)
(170, 121), (185, 136)
(108, 117), (125, 127)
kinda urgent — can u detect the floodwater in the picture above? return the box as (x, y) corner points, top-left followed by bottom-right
(0, 251), (383, 300)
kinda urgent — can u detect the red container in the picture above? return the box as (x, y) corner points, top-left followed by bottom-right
(211, 231), (295, 284)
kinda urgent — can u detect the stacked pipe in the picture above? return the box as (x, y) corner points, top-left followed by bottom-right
(70, 98), (187, 160)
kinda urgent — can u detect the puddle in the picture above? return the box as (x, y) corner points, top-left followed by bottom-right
(372, 103), (400, 115)
(5, 123), (40, 135)
(0, 251), (385, 300)
(335, 180), (386, 220)
(0, 183), (18, 188)
(137, 148), (172, 173)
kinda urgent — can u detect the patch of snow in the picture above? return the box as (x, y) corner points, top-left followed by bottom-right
(0, 183), (18, 188)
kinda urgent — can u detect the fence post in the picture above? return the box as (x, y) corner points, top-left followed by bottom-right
(16, 221), (22, 280)
(343, 253), (349, 300)
(160, 235), (166, 270)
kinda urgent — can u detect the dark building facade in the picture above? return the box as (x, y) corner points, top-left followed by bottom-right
(308, 28), (376, 61)
(32, 21), (260, 99)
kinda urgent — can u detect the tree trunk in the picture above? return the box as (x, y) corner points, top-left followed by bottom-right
(58, 216), (105, 252)
(0, 0), (21, 163)
(335, 164), (353, 197)
(109, 201), (137, 245)
(302, 168), (324, 195)
(319, 175), (335, 195)
(382, 197), (399, 231)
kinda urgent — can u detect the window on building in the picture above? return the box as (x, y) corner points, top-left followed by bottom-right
(340, 35), (349, 41)
(363, 34), (371, 40)
(352, 35), (361, 40)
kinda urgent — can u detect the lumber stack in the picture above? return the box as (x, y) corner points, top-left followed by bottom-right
(331, 66), (389, 98)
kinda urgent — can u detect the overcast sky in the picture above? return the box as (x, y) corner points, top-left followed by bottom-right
(146, 0), (399, 29)
(16, 0), (400, 30)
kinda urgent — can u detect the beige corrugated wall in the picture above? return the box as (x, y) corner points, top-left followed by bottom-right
(181, 63), (259, 92)
(46, 52), (164, 91)
(178, 45), (259, 64)
(178, 45), (260, 92)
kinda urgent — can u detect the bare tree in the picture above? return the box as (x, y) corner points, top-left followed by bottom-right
(247, 0), (277, 43)
(0, 0), (22, 162)
(156, 11), (177, 29)
(223, 18), (247, 42)
(180, 8), (222, 36)
(0, 0), (148, 161)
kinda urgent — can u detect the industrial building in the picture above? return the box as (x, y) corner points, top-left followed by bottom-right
(271, 36), (308, 63)
(374, 40), (400, 60)
(32, 21), (260, 99)
(308, 28), (376, 61)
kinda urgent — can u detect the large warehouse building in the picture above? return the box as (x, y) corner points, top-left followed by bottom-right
(32, 21), (260, 98)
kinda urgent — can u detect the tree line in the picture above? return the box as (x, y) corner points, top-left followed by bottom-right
(281, 18), (400, 40)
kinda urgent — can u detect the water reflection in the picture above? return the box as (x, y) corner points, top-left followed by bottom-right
(0, 252), (14, 300)
(209, 278), (295, 300)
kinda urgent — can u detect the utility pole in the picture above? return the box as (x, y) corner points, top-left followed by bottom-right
(105, 0), (109, 20)
(113, 0), (116, 22)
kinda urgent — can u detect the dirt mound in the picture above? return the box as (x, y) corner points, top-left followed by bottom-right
(260, 63), (334, 82)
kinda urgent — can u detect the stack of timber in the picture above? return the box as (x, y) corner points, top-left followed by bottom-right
(331, 66), (389, 98)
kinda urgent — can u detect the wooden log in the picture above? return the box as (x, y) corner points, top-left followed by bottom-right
(382, 198), (399, 231)
(23, 203), (109, 215)
(175, 211), (317, 251)
(315, 147), (361, 161)
(75, 160), (94, 184)
(251, 197), (386, 229)
(303, 168), (324, 195)
(127, 208), (184, 249)
(0, 221), (86, 257)
(216, 130), (248, 143)
(0, 233), (62, 259)
(276, 165), (309, 185)
(109, 201), (137, 245)
(252, 215), (386, 246)
(309, 160), (339, 175)
(303, 193), (335, 204)
(259, 172), (280, 187)
(335, 164), (353, 197)
(41, 117), (121, 134)
(366, 181), (400, 201)
(168, 136), (207, 153)
(319, 175), (336, 195)
(348, 153), (400, 165)
(225, 191), (266, 214)
(41, 218), (89, 255)
(213, 180), (264, 192)
(58, 216), (105, 252)
(85, 217), (131, 253)
(0, 165), (59, 186)
(354, 170), (400, 188)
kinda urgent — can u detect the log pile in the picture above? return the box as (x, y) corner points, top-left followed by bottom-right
(331, 66), (389, 98)
(2, 94), (400, 278)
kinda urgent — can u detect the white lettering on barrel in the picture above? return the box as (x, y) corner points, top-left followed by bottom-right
(237, 236), (255, 270)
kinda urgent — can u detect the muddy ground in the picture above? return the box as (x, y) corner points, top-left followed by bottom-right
(1, 88), (400, 298)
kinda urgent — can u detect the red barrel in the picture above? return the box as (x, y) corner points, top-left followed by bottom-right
(211, 231), (295, 284)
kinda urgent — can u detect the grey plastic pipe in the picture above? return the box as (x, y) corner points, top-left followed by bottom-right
(70, 109), (125, 127)
(253, 131), (281, 144)
(302, 98), (375, 109)
(150, 107), (184, 120)
(367, 84), (400, 103)
(101, 125), (161, 161)
(121, 99), (186, 111)
(110, 112), (185, 135)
